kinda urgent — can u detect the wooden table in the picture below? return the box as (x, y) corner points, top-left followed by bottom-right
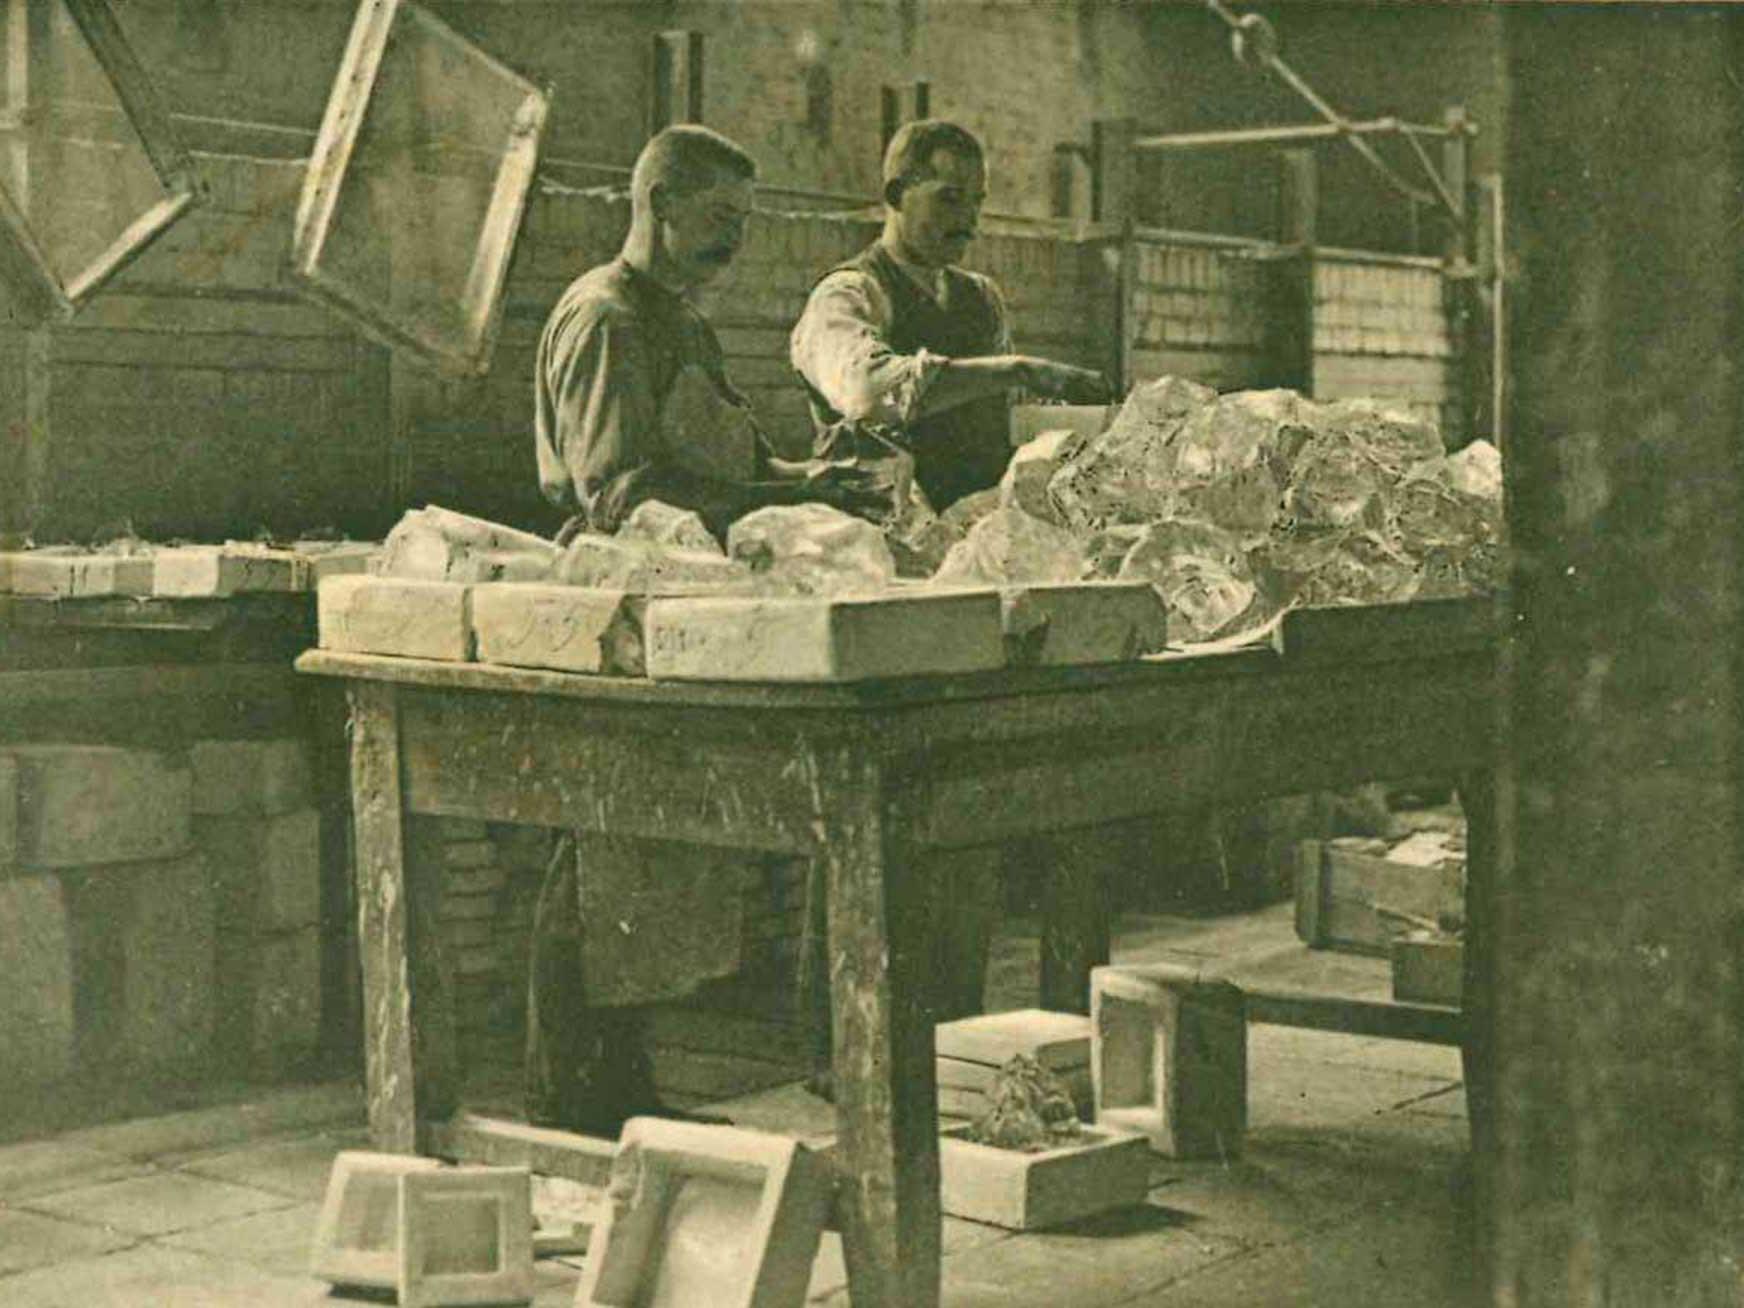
(296, 598), (1498, 1308)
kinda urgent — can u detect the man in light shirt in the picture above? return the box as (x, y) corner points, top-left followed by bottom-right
(790, 118), (1110, 513)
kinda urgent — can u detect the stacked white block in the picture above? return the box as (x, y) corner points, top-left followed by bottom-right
(1090, 962), (1247, 1159)
(190, 737), (323, 1076)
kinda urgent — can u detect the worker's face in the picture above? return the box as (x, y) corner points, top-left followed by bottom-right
(654, 171), (755, 288)
(893, 148), (987, 269)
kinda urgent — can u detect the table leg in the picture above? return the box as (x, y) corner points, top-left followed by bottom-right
(1458, 766), (1496, 1160)
(1037, 829), (1115, 1014)
(348, 681), (457, 1154)
(821, 749), (941, 1308)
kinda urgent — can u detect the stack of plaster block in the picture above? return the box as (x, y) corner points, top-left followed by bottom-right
(189, 738), (323, 1077)
(0, 548), (155, 597)
(6, 745), (211, 1081)
(319, 576), (475, 661)
(0, 754), (78, 1090)
(935, 1009), (1095, 1121)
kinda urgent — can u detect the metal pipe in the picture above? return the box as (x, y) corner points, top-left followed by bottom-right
(1401, 127), (1462, 219)
(1135, 118), (1401, 151)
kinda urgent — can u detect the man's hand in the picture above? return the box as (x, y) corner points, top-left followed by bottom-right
(801, 458), (904, 520)
(1013, 357), (1115, 405)
(763, 456), (901, 521)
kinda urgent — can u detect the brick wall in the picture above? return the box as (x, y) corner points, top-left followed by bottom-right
(1126, 239), (1272, 393)
(423, 817), (811, 1112)
(95, 3), (1502, 243)
(1, 152), (392, 543)
(1312, 256), (1464, 443)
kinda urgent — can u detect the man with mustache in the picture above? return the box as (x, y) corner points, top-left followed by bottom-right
(785, 122), (1114, 1097)
(535, 124), (880, 542)
(790, 118), (1111, 513)
(527, 125), (879, 1137)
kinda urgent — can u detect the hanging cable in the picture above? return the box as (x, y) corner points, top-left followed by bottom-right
(1203, 0), (1450, 216)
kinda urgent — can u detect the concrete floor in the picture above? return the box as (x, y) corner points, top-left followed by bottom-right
(0, 903), (1478, 1306)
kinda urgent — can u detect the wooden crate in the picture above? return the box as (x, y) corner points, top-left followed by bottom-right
(1391, 932), (1463, 1007)
(1294, 838), (1464, 957)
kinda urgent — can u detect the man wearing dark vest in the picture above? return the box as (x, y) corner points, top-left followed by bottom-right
(790, 118), (1110, 513)
(787, 123), (1110, 1094)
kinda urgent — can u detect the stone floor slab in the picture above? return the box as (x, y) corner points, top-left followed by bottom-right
(0, 1138), (146, 1201)
(60, 1083), (363, 1162)
(0, 1207), (135, 1276)
(934, 1216), (1239, 1308)
(172, 1128), (368, 1201)
(806, 1217), (1012, 1302)
(24, 1170), (297, 1237)
(0, 1243), (333, 1308)
(1147, 1141), (1407, 1248)
(1126, 1193), (1477, 1306)
(157, 1200), (322, 1277)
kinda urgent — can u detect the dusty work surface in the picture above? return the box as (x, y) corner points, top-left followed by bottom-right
(0, 905), (1477, 1307)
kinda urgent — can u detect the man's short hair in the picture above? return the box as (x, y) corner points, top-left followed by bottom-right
(631, 125), (757, 206)
(881, 119), (985, 204)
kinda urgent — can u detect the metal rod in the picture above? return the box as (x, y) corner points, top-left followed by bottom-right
(1401, 126), (1461, 219)
(1259, 53), (1436, 208)
(1130, 222), (1286, 252)
(1135, 117), (1408, 151)
(1201, 0), (1437, 210)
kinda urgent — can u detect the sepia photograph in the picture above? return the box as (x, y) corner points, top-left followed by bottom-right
(0, 2), (1735, 1304)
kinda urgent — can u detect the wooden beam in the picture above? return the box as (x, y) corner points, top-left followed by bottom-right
(1244, 984), (1462, 1046)
(1260, 148), (1315, 394)
(1492, 9), (1744, 1299)
(1090, 117), (1135, 227)
(650, 29), (703, 133)
(879, 80), (930, 154)
(349, 680), (459, 1154)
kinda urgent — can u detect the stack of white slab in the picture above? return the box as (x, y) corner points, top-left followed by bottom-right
(151, 543), (311, 596)
(316, 575), (1169, 681)
(644, 589), (1006, 682)
(998, 580), (1168, 666)
(935, 1008), (1094, 1121)
(190, 738), (322, 1076)
(0, 549), (154, 598)
(0, 541), (379, 598)
(318, 576), (475, 662)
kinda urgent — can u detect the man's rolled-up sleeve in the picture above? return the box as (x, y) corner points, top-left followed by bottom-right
(542, 308), (663, 530)
(542, 308), (759, 538)
(790, 271), (946, 429)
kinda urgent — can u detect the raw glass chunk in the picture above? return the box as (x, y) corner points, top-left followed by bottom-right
(1295, 531), (1423, 608)
(999, 428), (1086, 526)
(1048, 376), (1215, 529)
(1447, 439), (1503, 501)
(618, 501), (721, 554)
(1116, 519), (1259, 642)
(379, 507), (559, 583)
(932, 506), (1089, 587)
(726, 503), (896, 597)
(558, 532), (751, 593)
